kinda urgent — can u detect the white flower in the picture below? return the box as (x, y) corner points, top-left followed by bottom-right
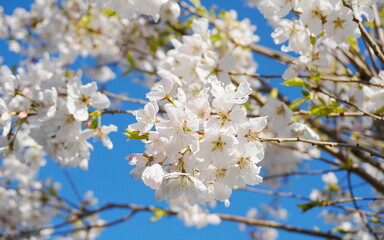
(156, 172), (211, 205)
(0, 98), (11, 136)
(157, 104), (200, 155)
(198, 128), (238, 168)
(177, 204), (220, 228)
(352, 0), (377, 22)
(271, 20), (311, 55)
(85, 66), (116, 82)
(129, 101), (159, 135)
(83, 124), (118, 150)
(67, 75), (110, 121)
(260, 98), (292, 132)
(146, 73), (175, 101)
(299, 0), (332, 35)
(322, 172), (338, 185)
(142, 164), (164, 190)
(324, 7), (361, 44)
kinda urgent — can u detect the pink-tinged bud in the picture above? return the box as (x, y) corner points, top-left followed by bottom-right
(22, 88), (30, 95)
(85, 120), (92, 128)
(18, 111), (28, 119)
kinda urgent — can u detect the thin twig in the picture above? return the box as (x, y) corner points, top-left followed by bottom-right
(258, 137), (384, 159)
(62, 169), (82, 203)
(239, 187), (384, 219)
(347, 171), (380, 240)
(264, 168), (345, 180)
(102, 90), (148, 105)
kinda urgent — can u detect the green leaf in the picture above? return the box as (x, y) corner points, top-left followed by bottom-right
(150, 209), (168, 222)
(310, 73), (322, 82)
(123, 129), (149, 141)
(289, 97), (308, 110)
(89, 120), (98, 129)
(340, 158), (353, 170)
(103, 8), (119, 17)
(333, 227), (349, 234)
(370, 217), (380, 223)
(348, 37), (358, 51)
(196, 6), (208, 16)
(282, 77), (309, 88)
(78, 14), (92, 29)
(190, 0), (201, 7)
(48, 187), (57, 197)
(327, 184), (340, 192)
(310, 106), (336, 117)
(270, 88), (278, 99)
(127, 51), (136, 69)
(298, 201), (325, 212)
(218, 11), (228, 19)
(244, 101), (252, 111)
(310, 35), (316, 46)
(374, 105), (384, 114)
(302, 90), (310, 98)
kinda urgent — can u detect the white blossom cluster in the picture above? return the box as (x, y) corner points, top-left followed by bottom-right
(0, 0), (176, 81)
(247, 0), (379, 79)
(127, 74), (266, 208)
(0, 57), (115, 238)
(84, 0), (180, 22)
(0, 185), (58, 238)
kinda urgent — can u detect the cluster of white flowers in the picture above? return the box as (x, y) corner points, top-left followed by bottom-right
(0, 61), (116, 171)
(85, 0), (180, 22)
(0, 185), (57, 238)
(0, 55), (114, 238)
(1, 0), (177, 83)
(247, 0), (379, 79)
(127, 74), (266, 208)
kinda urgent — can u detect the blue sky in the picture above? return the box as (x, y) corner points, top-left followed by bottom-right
(0, 1), (344, 239)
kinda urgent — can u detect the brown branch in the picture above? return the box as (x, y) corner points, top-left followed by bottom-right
(316, 88), (384, 122)
(264, 168), (345, 180)
(51, 203), (343, 240)
(347, 171), (380, 240)
(102, 90), (148, 105)
(178, 1), (294, 64)
(239, 187), (384, 219)
(218, 213), (341, 239)
(358, 21), (384, 65)
(372, 4), (384, 48)
(325, 196), (384, 206)
(294, 110), (384, 117)
(258, 137), (384, 159)
(100, 109), (135, 115)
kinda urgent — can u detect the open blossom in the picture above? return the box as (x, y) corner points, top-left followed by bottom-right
(177, 204), (221, 228)
(324, 7), (360, 44)
(146, 72), (175, 101)
(198, 128), (239, 169)
(271, 20), (311, 55)
(298, 0), (332, 35)
(67, 74), (110, 121)
(352, 0), (377, 21)
(156, 172), (212, 205)
(157, 104), (200, 155)
(83, 124), (118, 150)
(89, 0), (178, 21)
(260, 98), (292, 132)
(129, 101), (159, 135)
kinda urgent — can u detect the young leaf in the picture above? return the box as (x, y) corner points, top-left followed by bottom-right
(150, 209), (168, 222)
(297, 201), (325, 212)
(282, 77), (309, 88)
(123, 129), (149, 141)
